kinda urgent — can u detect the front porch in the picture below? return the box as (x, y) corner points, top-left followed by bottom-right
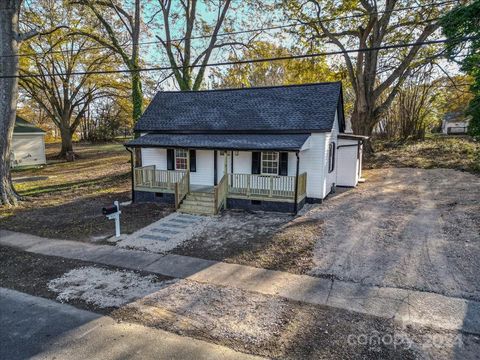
(133, 166), (307, 214)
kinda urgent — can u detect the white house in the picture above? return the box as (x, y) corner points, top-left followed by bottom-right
(125, 82), (366, 215)
(442, 111), (470, 134)
(11, 117), (46, 168)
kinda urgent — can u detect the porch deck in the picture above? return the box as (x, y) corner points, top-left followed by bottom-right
(133, 166), (307, 206)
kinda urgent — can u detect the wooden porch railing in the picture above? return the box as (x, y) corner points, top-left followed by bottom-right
(297, 172), (307, 201)
(228, 173), (306, 200)
(213, 174), (228, 214)
(133, 166), (186, 192)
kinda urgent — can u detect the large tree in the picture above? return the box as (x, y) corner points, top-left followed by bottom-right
(20, 35), (119, 157)
(71, 0), (144, 122)
(284, 0), (459, 137)
(212, 41), (339, 88)
(441, 0), (480, 138)
(0, 0), (64, 205)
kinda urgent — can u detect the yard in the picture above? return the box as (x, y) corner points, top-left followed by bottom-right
(0, 142), (173, 241)
(1, 139), (479, 359)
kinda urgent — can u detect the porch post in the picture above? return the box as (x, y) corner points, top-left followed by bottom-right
(186, 149), (190, 172)
(293, 151), (300, 214)
(126, 147), (135, 203)
(214, 150), (218, 185)
(224, 151), (228, 176)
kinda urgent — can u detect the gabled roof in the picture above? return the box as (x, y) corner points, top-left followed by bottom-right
(134, 82), (345, 134)
(126, 133), (310, 151)
(14, 117), (45, 134)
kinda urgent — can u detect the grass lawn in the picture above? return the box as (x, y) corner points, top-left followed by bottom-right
(0, 142), (172, 242)
(365, 135), (480, 174)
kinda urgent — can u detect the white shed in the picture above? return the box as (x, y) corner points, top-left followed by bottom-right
(11, 117), (46, 168)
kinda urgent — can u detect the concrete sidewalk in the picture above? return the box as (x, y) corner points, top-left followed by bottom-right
(0, 287), (262, 360)
(1, 229), (479, 335)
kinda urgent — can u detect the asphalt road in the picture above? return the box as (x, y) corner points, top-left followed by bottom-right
(0, 287), (261, 360)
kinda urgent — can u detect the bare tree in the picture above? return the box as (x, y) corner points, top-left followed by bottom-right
(285, 0), (458, 139)
(156, 0), (245, 91)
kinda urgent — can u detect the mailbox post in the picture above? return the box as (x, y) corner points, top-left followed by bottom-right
(102, 201), (121, 237)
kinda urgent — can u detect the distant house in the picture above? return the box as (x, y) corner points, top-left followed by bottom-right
(11, 117), (46, 168)
(125, 82), (367, 215)
(442, 111), (470, 134)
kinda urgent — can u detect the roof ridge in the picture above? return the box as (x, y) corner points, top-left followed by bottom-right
(157, 81), (342, 94)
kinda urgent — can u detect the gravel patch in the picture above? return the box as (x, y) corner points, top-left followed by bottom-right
(48, 267), (172, 308)
(306, 168), (480, 301)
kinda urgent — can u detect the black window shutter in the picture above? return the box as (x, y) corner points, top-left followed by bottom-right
(279, 152), (288, 176)
(189, 150), (196, 172)
(167, 149), (174, 170)
(251, 152), (261, 174)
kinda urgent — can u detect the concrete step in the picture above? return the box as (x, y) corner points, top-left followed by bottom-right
(178, 208), (215, 216)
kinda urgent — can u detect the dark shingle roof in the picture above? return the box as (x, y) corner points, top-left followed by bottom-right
(126, 133), (310, 151)
(135, 82), (344, 133)
(14, 117), (45, 134)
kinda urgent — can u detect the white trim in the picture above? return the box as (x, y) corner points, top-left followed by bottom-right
(174, 148), (188, 170)
(260, 151), (279, 176)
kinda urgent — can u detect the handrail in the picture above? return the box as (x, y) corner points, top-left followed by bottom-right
(175, 170), (190, 209)
(213, 174), (228, 214)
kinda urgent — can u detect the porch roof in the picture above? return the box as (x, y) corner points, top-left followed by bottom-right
(125, 133), (310, 151)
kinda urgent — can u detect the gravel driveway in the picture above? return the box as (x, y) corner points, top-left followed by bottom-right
(306, 168), (480, 301)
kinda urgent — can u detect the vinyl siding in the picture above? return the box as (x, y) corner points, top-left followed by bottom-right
(299, 133), (326, 199)
(336, 138), (359, 187)
(12, 134), (46, 167)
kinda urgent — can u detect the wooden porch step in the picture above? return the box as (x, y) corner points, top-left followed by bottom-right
(178, 191), (216, 215)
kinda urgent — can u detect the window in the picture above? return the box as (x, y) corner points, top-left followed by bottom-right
(328, 142), (335, 173)
(261, 151), (279, 175)
(175, 149), (188, 170)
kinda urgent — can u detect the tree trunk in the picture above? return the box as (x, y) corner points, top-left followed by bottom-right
(131, 70), (143, 122)
(58, 126), (74, 159)
(0, 1), (21, 206)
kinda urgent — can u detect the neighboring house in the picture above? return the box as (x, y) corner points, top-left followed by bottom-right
(11, 117), (46, 168)
(125, 82), (366, 215)
(442, 111), (470, 134)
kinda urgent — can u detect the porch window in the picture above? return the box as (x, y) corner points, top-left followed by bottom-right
(175, 149), (188, 170)
(261, 151), (279, 175)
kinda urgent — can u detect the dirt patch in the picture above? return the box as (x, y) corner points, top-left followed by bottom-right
(172, 211), (322, 274)
(365, 136), (480, 174)
(0, 142), (173, 241)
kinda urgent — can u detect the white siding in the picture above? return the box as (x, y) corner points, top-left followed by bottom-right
(299, 133), (326, 199)
(298, 111), (339, 199)
(141, 148), (167, 169)
(336, 138), (359, 187)
(12, 134), (46, 167)
(190, 150), (214, 185)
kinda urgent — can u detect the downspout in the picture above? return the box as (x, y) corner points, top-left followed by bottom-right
(293, 151), (300, 215)
(214, 150), (218, 185)
(125, 146), (135, 203)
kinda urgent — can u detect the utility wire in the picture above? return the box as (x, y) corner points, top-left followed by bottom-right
(6, 0), (459, 59)
(6, 36), (475, 80)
